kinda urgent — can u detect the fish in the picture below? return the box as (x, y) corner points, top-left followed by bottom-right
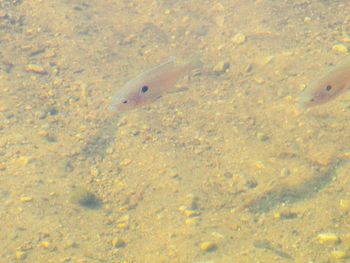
(109, 56), (197, 112)
(299, 57), (350, 107)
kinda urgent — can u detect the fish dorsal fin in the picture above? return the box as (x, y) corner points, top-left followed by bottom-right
(125, 56), (176, 86)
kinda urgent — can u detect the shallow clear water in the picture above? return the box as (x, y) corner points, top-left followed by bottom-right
(0, 0), (350, 262)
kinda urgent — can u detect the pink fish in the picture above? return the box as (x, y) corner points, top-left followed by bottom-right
(299, 57), (350, 107)
(109, 56), (196, 112)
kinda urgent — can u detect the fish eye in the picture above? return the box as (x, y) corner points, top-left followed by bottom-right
(123, 100), (128, 104)
(325, 85), (332, 91)
(141, 85), (149, 93)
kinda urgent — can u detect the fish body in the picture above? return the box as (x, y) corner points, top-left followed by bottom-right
(109, 56), (194, 112)
(299, 58), (350, 107)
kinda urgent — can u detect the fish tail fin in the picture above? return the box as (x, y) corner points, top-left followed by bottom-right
(180, 54), (202, 77)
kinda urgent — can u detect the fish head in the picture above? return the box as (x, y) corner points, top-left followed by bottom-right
(109, 83), (152, 112)
(299, 76), (349, 108)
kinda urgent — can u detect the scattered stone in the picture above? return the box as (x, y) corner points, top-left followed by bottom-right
(120, 159), (132, 166)
(70, 187), (101, 209)
(20, 196), (33, 203)
(38, 130), (49, 137)
(280, 168), (291, 177)
(257, 132), (269, 141)
(15, 250), (27, 260)
(168, 168), (179, 178)
(273, 210), (298, 220)
(35, 110), (47, 119)
(45, 135), (57, 143)
(40, 241), (50, 249)
(330, 250), (348, 260)
(25, 64), (47, 74)
(112, 237), (126, 248)
(200, 241), (217, 252)
(213, 15), (225, 27)
(185, 217), (200, 225)
(230, 173), (257, 190)
(194, 26), (208, 36)
(183, 209), (201, 217)
(63, 239), (79, 249)
(317, 232), (339, 245)
(116, 214), (130, 230)
(0, 104), (8, 112)
(243, 64), (253, 74)
(0, 11), (8, 19)
(213, 61), (230, 74)
(304, 16), (311, 22)
(253, 76), (265, 84)
(185, 194), (199, 210)
(339, 199), (350, 213)
(179, 206), (201, 217)
(212, 2), (225, 12)
(17, 156), (33, 166)
(332, 44), (348, 54)
(0, 163), (6, 171)
(231, 32), (246, 44)
(47, 107), (58, 116)
(90, 166), (99, 177)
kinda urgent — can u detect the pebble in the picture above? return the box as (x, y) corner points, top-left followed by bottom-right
(117, 215), (130, 229)
(40, 241), (50, 248)
(63, 239), (78, 249)
(317, 232), (339, 245)
(0, 11), (7, 19)
(212, 2), (225, 12)
(342, 234), (350, 248)
(0, 104), (8, 112)
(120, 159), (132, 166)
(0, 163), (6, 170)
(280, 168), (291, 177)
(117, 223), (128, 230)
(35, 110), (47, 119)
(273, 210), (298, 220)
(185, 194), (199, 210)
(339, 199), (350, 213)
(307, 149), (334, 166)
(90, 166), (99, 177)
(330, 250), (348, 260)
(340, 151), (350, 159)
(230, 172), (257, 190)
(20, 196), (33, 203)
(183, 209), (201, 217)
(231, 33), (246, 44)
(179, 206), (200, 217)
(253, 76), (265, 84)
(25, 64), (47, 74)
(332, 44), (348, 54)
(194, 26), (208, 36)
(17, 156), (32, 166)
(257, 132), (269, 141)
(304, 16), (311, 22)
(112, 237), (126, 248)
(70, 187), (101, 209)
(213, 15), (225, 27)
(185, 217), (200, 225)
(213, 61), (230, 74)
(38, 130), (49, 137)
(200, 241), (217, 252)
(15, 251), (27, 260)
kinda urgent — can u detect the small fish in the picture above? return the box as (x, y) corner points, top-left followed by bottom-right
(299, 57), (350, 107)
(109, 56), (197, 112)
